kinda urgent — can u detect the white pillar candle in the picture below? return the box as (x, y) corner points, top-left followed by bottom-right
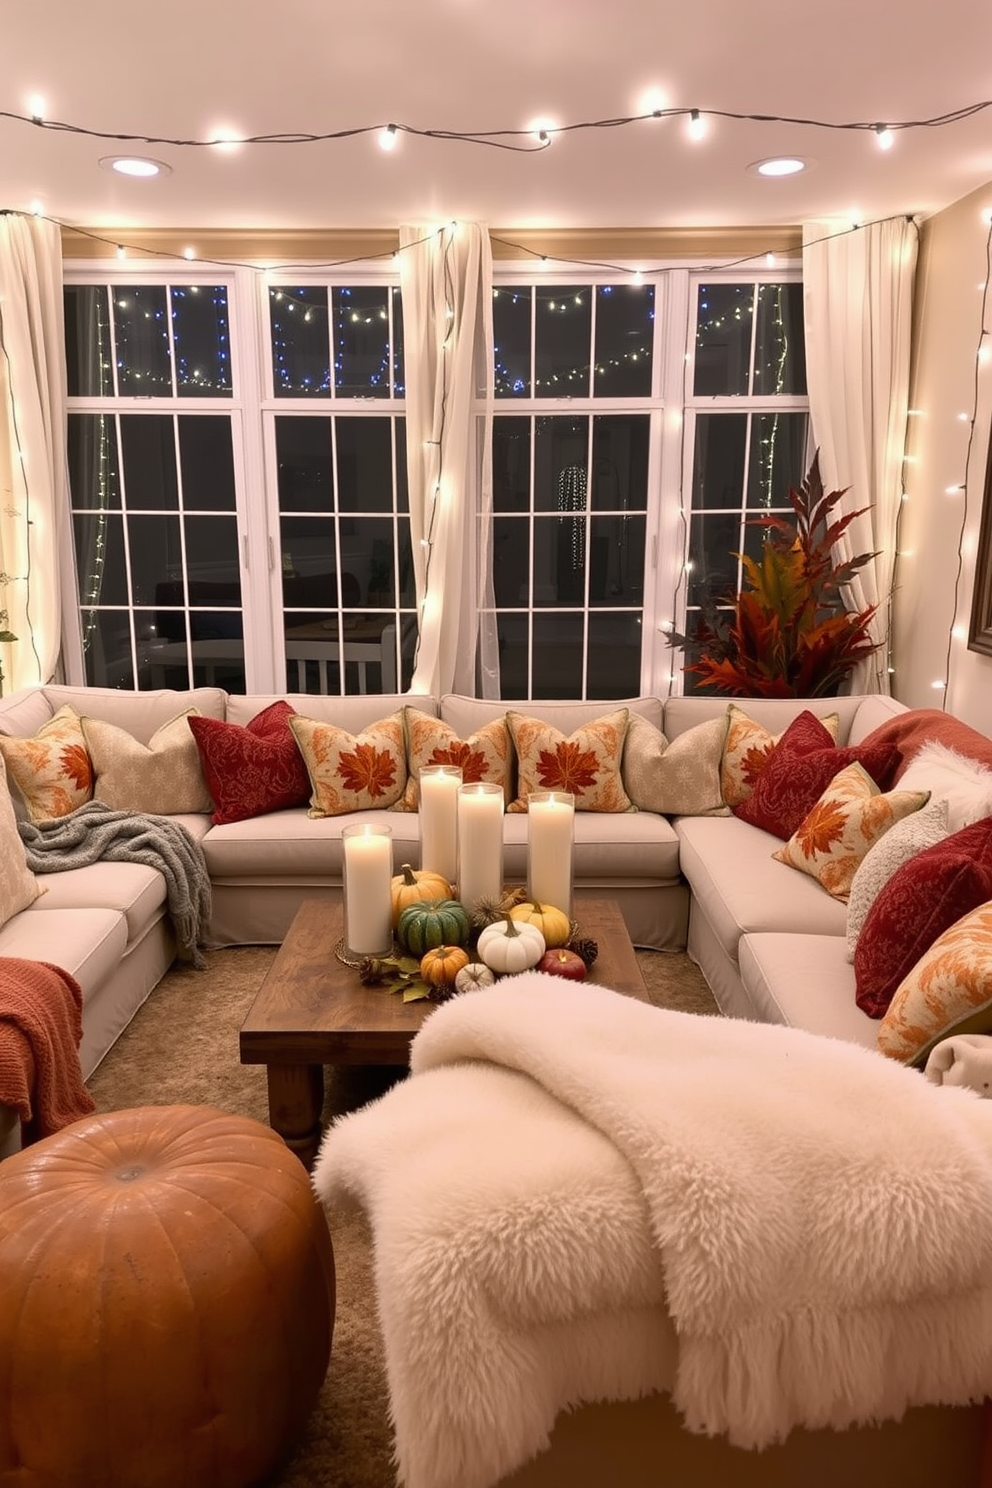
(419, 764), (462, 884)
(527, 791), (575, 915)
(456, 781), (504, 910)
(341, 822), (394, 956)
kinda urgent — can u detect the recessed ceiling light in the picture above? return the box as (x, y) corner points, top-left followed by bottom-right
(99, 156), (172, 178)
(751, 157), (809, 178)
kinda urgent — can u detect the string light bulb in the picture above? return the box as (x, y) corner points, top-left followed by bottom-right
(687, 109), (706, 142)
(379, 124), (398, 152)
(874, 124), (894, 150)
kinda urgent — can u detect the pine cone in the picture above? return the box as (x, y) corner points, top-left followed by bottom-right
(358, 955), (393, 985)
(569, 935), (599, 968)
(426, 984), (456, 1004)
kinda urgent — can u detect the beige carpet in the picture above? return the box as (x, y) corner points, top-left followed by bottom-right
(88, 945), (720, 1488)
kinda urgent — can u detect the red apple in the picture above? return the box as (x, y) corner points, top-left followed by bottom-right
(537, 948), (587, 980)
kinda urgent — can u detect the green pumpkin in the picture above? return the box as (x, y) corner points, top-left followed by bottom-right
(397, 899), (471, 957)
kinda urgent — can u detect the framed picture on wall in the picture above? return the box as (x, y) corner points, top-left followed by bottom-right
(969, 435), (992, 657)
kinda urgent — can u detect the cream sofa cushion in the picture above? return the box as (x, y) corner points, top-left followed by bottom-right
(45, 684), (226, 740)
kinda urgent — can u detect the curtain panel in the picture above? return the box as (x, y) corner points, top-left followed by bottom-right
(802, 216), (919, 694)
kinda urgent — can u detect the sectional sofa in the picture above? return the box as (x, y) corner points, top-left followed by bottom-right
(2, 680), (992, 1164)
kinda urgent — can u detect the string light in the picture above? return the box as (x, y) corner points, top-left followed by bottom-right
(874, 124), (894, 150)
(379, 124), (398, 152)
(686, 109), (706, 142)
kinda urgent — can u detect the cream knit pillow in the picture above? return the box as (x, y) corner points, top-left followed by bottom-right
(845, 799), (951, 961)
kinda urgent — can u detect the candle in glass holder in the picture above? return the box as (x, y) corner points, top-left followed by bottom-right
(456, 781), (504, 910)
(419, 764), (462, 884)
(527, 790), (575, 915)
(341, 821), (394, 957)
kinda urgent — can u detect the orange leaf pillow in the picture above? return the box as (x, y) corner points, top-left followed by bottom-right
(721, 704), (839, 808)
(0, 705), (94, 822)
(505, 709), (633, 813)
(877, 901), (992, 1065)
(397, 706), (513, 810)
(772, 762), (930, 902)
(289, 711), (407, 817)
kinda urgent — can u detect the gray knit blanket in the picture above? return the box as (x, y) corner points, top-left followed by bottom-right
(18, 802), (212, 967)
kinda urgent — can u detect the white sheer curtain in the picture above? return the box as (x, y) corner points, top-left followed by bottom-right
(0, 213), (72, 692)
(399, 221), (495, 697)
(802, 216), (919, 694)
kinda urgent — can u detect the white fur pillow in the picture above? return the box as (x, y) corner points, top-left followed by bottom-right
(845, 799), (950, 960)
(897, 740), (992, 833)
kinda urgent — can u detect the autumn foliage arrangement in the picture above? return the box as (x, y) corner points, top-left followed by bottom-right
(670, 453), (882, 699)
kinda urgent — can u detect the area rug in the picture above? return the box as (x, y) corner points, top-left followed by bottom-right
(87, 944), (720, 1488)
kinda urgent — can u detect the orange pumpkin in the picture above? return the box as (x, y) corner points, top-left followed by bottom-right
(0, 1104), (335, 1488)
(420, 944), (471, 990)
(390, 862), (453, 926)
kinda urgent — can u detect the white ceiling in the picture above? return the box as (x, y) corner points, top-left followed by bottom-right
(4, 0), (992, 236)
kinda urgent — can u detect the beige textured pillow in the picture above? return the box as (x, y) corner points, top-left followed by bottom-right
(622, 712), (731, 816)
(81, 710), (213, 815)
(721, 704), (840, 808)
(0, 755), (42, 925)
(506, 708), (633, 813)
(0, 704), (95, 822)
(289, 711), (407, 817)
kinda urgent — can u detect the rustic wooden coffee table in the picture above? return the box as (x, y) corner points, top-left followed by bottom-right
(239, 890), (649, 1169)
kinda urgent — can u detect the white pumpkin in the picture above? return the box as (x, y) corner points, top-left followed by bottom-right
(453, 961), (497, 994)
(476, 917), (546, 974)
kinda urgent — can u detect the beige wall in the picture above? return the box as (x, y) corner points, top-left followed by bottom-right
(898, 181), (992, 730)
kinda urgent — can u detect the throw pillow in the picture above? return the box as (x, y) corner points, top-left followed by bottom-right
(0, 754), (42, 925)
(188, 702), (311, 826)
(845, 799), (951, 961)
(720, 704), (840, 808)
(622, 712), (731, 816)
(895, 740), (992, 833)
(733, 719), (899, 842)
(771, 762), (930, 902)
(288, 711), (407, 817)
(81, 711), (214, 815)
(877, 901), (992, 1065)
(397, 706), (513, 811)
(854, 816), (992, 1018)
(0, 705), (94, 823)
(505, 708), (633, 813)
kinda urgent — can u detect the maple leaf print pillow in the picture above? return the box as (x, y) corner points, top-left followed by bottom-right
(0, 704), (95, 822)
(505, 708), (633, 813)
(720, 704), (840, 808)
(288, 711), (407, 816)
(396, 706), (513, 810)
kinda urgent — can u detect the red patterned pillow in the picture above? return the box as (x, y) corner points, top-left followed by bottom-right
(188, 701), (311, 825)
(854, 816), (992, 1018)
(733, 712), (899, 841)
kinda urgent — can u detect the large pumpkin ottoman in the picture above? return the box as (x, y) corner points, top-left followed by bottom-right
(0, 1104), (336, 1488)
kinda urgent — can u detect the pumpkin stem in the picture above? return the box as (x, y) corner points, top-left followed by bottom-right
(401, 864), (419, 885)
(503, 916), (521, 937)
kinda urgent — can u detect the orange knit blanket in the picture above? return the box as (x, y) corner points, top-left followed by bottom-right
(0, 958), (95, 1141)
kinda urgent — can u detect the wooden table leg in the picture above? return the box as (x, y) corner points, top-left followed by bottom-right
(265, 1064), (325, 1170)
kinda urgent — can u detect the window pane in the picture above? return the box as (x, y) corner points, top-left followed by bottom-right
(535, 286), (591, 396)
(535, 416), (588, 513)
(81, 609), (134, 689)
(493, 517), (530, 605)
(333, 287), (392, 397)
(114, 285), (172, 395)
(493, 417), (531, 512)
(276, 417), (334, 512)
(534, 516), (585, 605)
(532, 614), (583, 696)
(586, 612), (642, 697)
(496, 613), (528, 695)
(692, 414), (747, 509)
(335, 417), (394, 513)
(178, 416), (236, 511)
(64, 286), (113, 396)
(270, 287), (330, 397)
(392, 286), (406, 395)
(493, 286), (531, 397)
(755, 283), (806, 396)
(687, 512), (742, 606)
(171, 285), (232, 397)
(342, 517), (395, 605)
(279, 518), (338, 608)
(73, 511), (127, 606)
(397, 520), (415, 606)
(183, 515), (241, 588)
(68, 413), (121, 511)
(589, 514), (645, 604)
(396, 421), (409, 513)
(120, 415), (178, 510)
(694, 283), (753, 396)
(591, 415), (649, 511)
(127, 513), (183, 605)
(594, 284), (654, 397)
(746, 412), (809, 510)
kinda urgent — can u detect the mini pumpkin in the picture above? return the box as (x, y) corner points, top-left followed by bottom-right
(453, 961), (497, 994)
(390, 863), (453, 927)
(420, 945), (471, 991)
(397, 898), (472, 957)
(509, 900), (571, 948)
(476, 916), (546, 974)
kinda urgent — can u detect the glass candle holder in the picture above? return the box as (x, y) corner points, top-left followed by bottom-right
(341, 821), (394, 958)
(527, 790), (575, 916)
(418, 764), (462, 885)
(456, 781), (504, 910)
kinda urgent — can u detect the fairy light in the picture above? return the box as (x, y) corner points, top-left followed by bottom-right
(686, 109), (706, 142)
(379, 124), (398, 152)
(874, 125), (894, 150)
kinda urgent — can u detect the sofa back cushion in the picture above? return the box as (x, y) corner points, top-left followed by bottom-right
(225, 692), (435, 731)
(43, 685), (227, 742)
(0, 687), (55, 740)
(439, 694), (662, 738)
(662, 696), (865, 744)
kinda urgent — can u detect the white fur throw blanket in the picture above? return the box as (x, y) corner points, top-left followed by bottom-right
(313, 975), (992, 1488)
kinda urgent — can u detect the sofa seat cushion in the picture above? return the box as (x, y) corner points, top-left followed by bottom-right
(501, 808), (681, 886)
(201, 809), (423, 881)
(739, 933), (877, 1049)
(28, 863), (167, 947)
(677, 816), (847, 962)
(0, 907), (128, 1002)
